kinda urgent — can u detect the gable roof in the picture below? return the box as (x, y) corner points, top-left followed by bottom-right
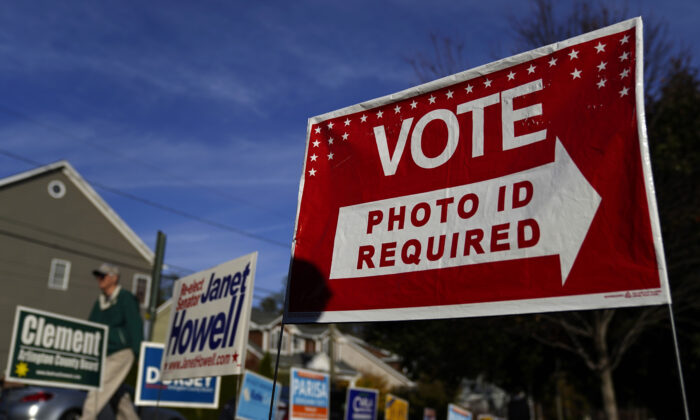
(249, 310), (330, 337)
(0, 160), (154, 263)
(345, 335), (402, 363)
(250, 308), (282, 327)
(340, 334), (414, 387)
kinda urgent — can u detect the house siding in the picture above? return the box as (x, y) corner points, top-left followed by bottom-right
(0, 168), (151, 371)
(250, 330), (263, 348)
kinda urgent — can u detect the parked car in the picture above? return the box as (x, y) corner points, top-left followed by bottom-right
(0, 383), (185, 420)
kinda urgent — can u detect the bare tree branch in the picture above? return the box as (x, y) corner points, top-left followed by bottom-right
(540, 313), (593, 338)
(405, 33), (469, 83)
(532, 332), (597, 370)
(609, 307), (664, 370)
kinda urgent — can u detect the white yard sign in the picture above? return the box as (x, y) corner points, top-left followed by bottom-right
(161, 252), (257, 380)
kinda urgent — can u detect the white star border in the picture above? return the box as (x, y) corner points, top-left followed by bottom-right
(304, 20), (641, 180)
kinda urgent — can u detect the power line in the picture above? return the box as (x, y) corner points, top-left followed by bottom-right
(0, 214), (154, 262)
(0, 149), (38, 166)
(0, 230), (284, 297)
(91, 181), (290, 248)
(0, 103), (291, 220)
(0, 150), (292, 298)
(0, 228), (151, 272)
(0, 149), (291, 248)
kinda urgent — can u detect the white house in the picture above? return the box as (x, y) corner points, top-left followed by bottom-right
(152, 303), (414, 389)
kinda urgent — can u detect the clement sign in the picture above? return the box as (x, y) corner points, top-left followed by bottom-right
(5, 306), (107, 390)
(286, 18), (671, 323)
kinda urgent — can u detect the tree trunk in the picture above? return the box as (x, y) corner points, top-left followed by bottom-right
(599, 366), (619, 420)
(594, 311), (619, 420)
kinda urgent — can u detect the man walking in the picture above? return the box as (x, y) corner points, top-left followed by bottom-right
(81, 263), (142, 420)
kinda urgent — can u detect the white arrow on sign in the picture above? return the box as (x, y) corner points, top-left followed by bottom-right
(330, 138), (601, 285)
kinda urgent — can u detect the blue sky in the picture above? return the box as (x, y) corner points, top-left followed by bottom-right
(1, 0), (698, 303)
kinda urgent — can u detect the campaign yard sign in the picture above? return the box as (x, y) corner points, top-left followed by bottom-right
(385, 395), (409, 420)
(345, 387), (378, 420)
(5, 306), (107, 390)
(236, 371), (280, 420)
(290, 368), (330, 420)
(161, 252), (257, 380)
(447, 404), (472, 420)
(286, 17), (670, 323)
(135, 342), (220, 408)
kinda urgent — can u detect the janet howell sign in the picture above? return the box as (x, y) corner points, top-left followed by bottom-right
(5, 306), (107, 390)
(287, 17), (670, 323)
(161, 252), (257, 380)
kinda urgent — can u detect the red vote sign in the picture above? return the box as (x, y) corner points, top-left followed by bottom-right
(286, 18), (670, 323)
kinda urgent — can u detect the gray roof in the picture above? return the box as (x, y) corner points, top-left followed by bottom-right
(274, 353), (357, 377)
(250, 308), (281, 326)
(249, 309), (329, 337)
(293, 323), (328, 336)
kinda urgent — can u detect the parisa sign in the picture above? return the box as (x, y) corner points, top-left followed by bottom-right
(286, 17), (670, 323)
(161, 252), (257, 380)
(5, 306), (107, 390)
(290, 367), (330, 420)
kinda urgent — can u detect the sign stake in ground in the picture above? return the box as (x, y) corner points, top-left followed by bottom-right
(285, 17), (670, 323)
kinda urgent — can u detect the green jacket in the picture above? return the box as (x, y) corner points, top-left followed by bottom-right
(89, 286), (143, 356)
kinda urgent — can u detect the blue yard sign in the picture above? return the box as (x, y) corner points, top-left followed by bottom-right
(135, 342), (220, 408)
(345, 387), (378, 420)
(236, 371), (280, 420)
(447, 404), (472, 420)
(290, 367), (330, 420)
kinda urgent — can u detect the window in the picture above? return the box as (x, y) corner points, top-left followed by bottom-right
(48, 259), (71, 290)
(270, 327), (288, 353)
(47, 180), (66, 199)
(294, 337), (305, 353)
(132, 274), (151, 309)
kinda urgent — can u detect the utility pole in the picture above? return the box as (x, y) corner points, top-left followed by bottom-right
(146, 230), (166, 340)
(329, 324), (337, 386)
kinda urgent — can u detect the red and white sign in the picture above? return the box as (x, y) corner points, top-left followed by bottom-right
(286, 18), (670, 323)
